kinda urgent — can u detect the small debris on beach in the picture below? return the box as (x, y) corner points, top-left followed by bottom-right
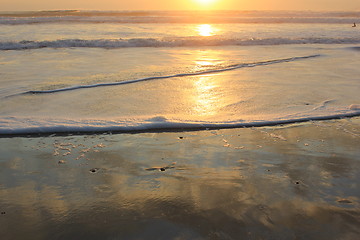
(259, 130), (287, 141)
(1, 212), (6, 215)
(234, 146), (245, 149)
(222, 139), (231, 147)
(89, 168), (100, 173)
(269, 133), (287, 141)
(145, 162), (176, 171)
(76, 154), (85, 160)
(93, 143), (106, 148)
(178, 136), (184, 139)
(62, 152), (71, 156)
(58, 160), (66, 164)
(337, 199), (352, 204)
(81, 148), (91, 153)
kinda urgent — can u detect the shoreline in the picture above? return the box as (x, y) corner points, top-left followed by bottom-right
(1, 114), (360, 138)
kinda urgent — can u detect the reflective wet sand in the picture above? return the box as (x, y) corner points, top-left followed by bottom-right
(1, 118), (359, 240)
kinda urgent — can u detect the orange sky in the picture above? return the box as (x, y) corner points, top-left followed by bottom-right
(1, 0), (359, 11)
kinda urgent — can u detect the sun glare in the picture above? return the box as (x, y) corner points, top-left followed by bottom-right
(194, 0), (217, 8)
(197, 24), (214, 36)
(196, 0), (216, 4)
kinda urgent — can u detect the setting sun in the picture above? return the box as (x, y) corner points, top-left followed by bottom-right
(196, 0), (216, 4)
(194, 0), (218, 9)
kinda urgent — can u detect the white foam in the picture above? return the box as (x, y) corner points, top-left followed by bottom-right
(2, 37), (360, 50)
(1, 105), (359, 136)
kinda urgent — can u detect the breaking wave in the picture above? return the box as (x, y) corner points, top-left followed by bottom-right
(1, 37), (360, 50)
(1, 105), (360, 136)
(1, 10), (360, 25)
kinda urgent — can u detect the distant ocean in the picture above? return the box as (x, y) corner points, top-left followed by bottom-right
(0, 10), (360, 135)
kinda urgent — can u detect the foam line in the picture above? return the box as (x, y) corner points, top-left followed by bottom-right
(18, 54), (320, 95)
(1, 37), (360, 50)
(0, 106), (359, 136)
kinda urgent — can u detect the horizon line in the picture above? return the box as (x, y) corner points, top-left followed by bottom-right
(1, 9), (360, 12)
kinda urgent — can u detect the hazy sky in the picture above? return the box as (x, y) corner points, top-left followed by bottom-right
(1, 0), (359, 11)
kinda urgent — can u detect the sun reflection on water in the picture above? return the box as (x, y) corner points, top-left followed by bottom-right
(190, 50), (226, 117)
(192, 76), (219, 116)
(197, 24), (214, 36)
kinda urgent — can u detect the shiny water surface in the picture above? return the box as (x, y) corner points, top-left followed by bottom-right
(1, 118), (359, 239)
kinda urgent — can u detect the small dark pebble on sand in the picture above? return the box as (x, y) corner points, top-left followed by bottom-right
(89, 168), (99, 173)
(145, 163), (176, 171)
(178, 137), (184, 139)
(337, 199), (352, 204)
(295, 181), (300, 185)
(1, 212), (5, 215)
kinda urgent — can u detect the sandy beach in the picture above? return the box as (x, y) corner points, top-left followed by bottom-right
(1, 117), (359, 239)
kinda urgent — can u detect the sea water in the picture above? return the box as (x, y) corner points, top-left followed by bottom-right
(0, 10), (360, 135)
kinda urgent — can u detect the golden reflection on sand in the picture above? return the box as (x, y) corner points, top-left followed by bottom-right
(1, 121), (360, 239)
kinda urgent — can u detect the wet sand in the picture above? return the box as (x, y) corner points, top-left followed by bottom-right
(0, 118), (360, 240)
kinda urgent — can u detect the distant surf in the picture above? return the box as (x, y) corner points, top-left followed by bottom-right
(1, 38), (360, 50)
(1, 10), (359, 25)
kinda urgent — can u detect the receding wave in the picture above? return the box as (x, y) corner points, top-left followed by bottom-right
(15, 55), (320, 95)
(1, 105), (359, 136)
(2, 37), (360, 51)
